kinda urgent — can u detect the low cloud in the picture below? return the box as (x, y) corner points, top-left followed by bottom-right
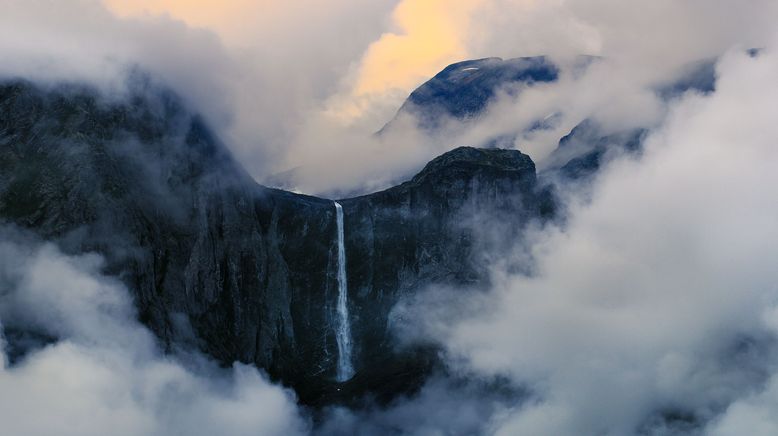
(0, 228), (308, 436)
(396, 47), (778, 435)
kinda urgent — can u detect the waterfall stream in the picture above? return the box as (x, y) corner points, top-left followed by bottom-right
(334, 202), (355, 382)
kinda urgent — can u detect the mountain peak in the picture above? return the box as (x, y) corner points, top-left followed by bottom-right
(380, 56), (559, 134)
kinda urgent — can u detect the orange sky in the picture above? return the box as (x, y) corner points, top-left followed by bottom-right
(352, 0), (480, 96)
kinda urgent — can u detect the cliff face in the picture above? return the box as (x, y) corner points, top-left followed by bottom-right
(0, 79), (550, 405)
(336, 147), (553, 401)
(0, 78), (340, 390)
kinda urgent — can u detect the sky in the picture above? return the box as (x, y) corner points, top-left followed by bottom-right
(4, 1), (778, 435)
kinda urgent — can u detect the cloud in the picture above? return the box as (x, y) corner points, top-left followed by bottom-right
(0, 0), (239, 127)
(393, 46), (778, 435)
(709, 372), (778, 436)
(0, 0), (396, 180)
(349, 0), (479, 98)
(99, 0), (400, 178)
(0, 229), (308, 436)
(315, 374), (518, 436)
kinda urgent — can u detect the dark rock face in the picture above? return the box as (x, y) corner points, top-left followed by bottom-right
(0, 78), (341, 394)
(0, 79), (550, 405)
(380, 57), (559, 133)
(544, 119), (647, 181)
(339, 147), (552, 396)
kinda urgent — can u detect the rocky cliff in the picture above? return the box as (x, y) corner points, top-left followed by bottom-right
(0, 78), (552, 405)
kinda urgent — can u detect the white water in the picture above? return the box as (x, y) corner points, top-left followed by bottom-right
(334, 202), (355, 382)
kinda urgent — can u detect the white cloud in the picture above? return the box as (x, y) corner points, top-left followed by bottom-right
(0, 232), (308, 436)
(709, 374), (778, 436)
(0, 0), (396, 181)
(398, 47), (778, 435)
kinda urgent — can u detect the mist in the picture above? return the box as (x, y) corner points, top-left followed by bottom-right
(395, 47), (778, 435)
(0, 228), (309, 436)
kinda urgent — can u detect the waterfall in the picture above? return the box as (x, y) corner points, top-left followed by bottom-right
(334, 202), (355, 382)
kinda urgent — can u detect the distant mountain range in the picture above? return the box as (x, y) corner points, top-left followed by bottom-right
(379, 56), (560, 134)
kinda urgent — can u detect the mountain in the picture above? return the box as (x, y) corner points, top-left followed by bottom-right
(543, 119), (647, 180)
(0, 78), (554, 406)
(379, 56), (559, 135)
